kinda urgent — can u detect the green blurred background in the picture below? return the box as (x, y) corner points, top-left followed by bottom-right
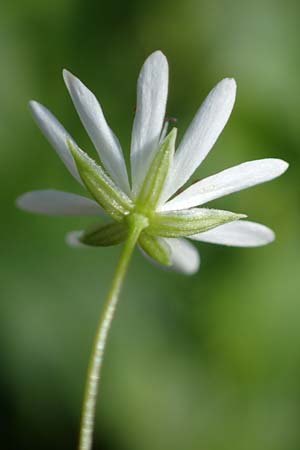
(1, 0), (300, 449)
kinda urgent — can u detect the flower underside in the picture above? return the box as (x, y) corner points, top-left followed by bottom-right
(69, 128), (245, 267)
(17, 50), (288, 274)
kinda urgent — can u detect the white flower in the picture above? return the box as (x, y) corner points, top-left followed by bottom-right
(17, 51), (288, 275)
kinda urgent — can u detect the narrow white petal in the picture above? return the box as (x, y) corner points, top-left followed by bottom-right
(159, 120), (169, 144)
(66, 230), (89, 248)
(131, 51), (169, 196)
(29, 101), (83, 184)
(63, 70), (130, 194)
(161, 78), (236, 202)
(161, 158), (289, 211)
(16, 190), (106, 216)
(190, 220), (275, 247)
(165, 238), (200, 274)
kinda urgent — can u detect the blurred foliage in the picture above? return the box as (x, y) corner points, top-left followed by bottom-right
(1, 0), (300, 449)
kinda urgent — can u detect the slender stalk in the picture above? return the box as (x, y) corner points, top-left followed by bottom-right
(78, 214), (148, 450)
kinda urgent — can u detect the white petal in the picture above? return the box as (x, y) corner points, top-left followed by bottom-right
(16, 190), (106, 216)
(159, 120), (169, 145)
(190, 220), (275, 247)
(66, 230), (89, 248)
(63, 70), (130, 194)
(130, 51), (169, 196)
(161, 78), (236, 202)
(165, 238), (200, 274)
(161, 158), (289, 211)
(29, 101), (83, 184)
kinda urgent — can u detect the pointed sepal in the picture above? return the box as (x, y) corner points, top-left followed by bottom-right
(68, 141), (133, 222)
(148, 208), (246, 238)
(139, 233), (171, 266)
(136, 128), (177, 212)
(80, 222), (128, 246)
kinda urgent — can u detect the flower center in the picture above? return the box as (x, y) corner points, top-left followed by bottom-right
(126, 212), (149, 233)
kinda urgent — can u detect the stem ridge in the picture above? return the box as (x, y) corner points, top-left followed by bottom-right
(78, 215), (147, 450)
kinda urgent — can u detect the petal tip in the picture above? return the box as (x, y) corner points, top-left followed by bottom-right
(63, 68), (73, 84)
(258, 225), (276, 246)
(146, 50), (168, 69)
(63, 69), (83, 94)
(226, 77), (237, 85)
(268, 229), (276, 244)
(254, 224), (276, 246)
(279, 159), (289, 173)
(181, 252), (200, 275)
(29, 100), (43, 115)
(219, 77), (237, 95)
(266, 158), (289, 177)
(15, 193), (26, 210)
(28, 99), (37, 108)
(15, 192), (38, 213)
(66, 230), (85, 248)
(169, 239), (200, 275)
(28, 100), (52, 124)
(211, 78), (237, 103)
(63, 68), (77, 90)
(150, 49), (167, 59)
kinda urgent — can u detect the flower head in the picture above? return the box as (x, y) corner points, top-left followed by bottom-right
(17, 51), (288, 274)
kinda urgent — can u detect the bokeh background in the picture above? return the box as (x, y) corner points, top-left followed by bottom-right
(1, 0), (300, 449)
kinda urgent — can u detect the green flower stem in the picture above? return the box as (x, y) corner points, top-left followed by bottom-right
(78, 213), (148, 450)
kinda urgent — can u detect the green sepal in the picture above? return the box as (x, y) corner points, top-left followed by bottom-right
(139, 232), (171, 266)
(68, 141), (133, 222)
(80, 222), (128, 247)
(136, 128), (177, 212)
(148, 208), (246, 238)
